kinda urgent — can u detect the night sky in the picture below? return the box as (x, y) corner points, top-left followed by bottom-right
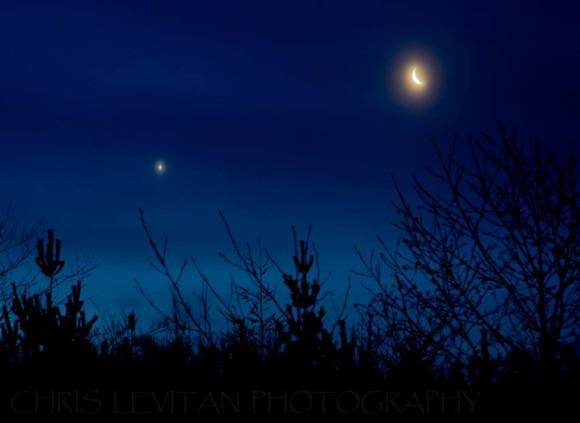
(1, 1), (579, 321)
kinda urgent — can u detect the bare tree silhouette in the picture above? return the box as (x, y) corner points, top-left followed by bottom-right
(355, 124), (579, 378)
(0, 205), (42, 301)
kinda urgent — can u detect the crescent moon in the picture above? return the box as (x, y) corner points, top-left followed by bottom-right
(412, 68), (424, 85)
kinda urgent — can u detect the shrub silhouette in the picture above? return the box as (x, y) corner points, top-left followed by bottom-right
(0, 229), (97, 363)
(275, 239), (354, 371)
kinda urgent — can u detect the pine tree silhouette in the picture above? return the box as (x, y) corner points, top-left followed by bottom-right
(276, 240), (354, 370)
(0, 229), (97, 363)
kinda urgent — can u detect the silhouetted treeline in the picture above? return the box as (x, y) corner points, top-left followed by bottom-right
(0, 127), (578, 418)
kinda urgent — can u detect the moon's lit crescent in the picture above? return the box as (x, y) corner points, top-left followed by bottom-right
(411, 68), (424, 85)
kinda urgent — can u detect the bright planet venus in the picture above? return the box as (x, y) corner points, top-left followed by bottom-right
(155, 160), (166, 175)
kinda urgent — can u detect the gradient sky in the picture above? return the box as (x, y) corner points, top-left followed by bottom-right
(1, 1), (579, 324)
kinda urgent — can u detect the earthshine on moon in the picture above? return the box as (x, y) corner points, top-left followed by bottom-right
(411, 67), (424, 85)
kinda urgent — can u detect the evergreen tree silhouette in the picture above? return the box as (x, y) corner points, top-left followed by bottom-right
(0, 229), (97, 363)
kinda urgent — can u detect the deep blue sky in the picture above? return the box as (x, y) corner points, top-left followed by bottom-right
(1, 1), (579, 322)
